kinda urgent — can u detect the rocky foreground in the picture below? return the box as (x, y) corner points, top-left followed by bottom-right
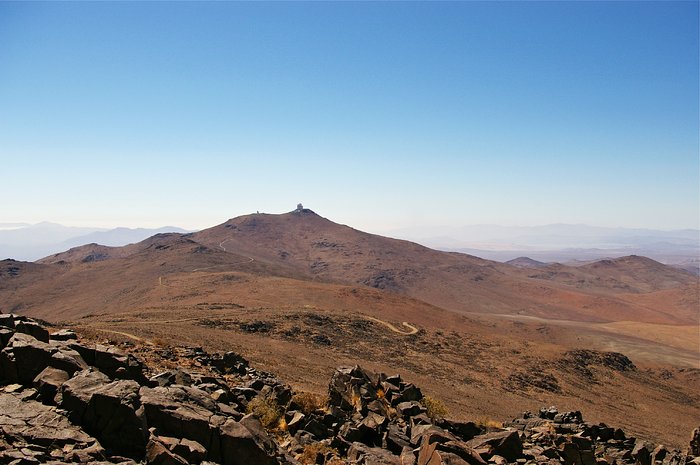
(0, 315), (698, 465)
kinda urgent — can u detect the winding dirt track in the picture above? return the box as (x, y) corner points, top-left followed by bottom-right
(364, 316), (418, 335)
(89, 328), (154, 345)
(158, 237), (255, 285)
(83, 314), (419, 340)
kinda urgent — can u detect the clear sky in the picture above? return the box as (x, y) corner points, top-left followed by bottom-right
(1, 1), (698, 232)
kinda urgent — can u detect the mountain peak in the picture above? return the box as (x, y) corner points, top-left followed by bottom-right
(291, 203), (316, 216)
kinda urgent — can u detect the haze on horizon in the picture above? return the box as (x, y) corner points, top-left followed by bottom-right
(1, 2), (698, 233)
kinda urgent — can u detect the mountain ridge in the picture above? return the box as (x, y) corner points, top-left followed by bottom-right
(0, 210), (698, 448)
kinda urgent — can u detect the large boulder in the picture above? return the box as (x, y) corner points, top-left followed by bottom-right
(690, 427), (700, 457)
(0, 327), (14, 349)
(438, 419), (483, 442)
(347, 442), (403, 464)
(139, 384), (224, 458)
(0, 390), (106, 463)
(632, 440), (655, 465)
(418, 434), (487, 465)
(219, 414), (279, 465)
(94, 343), (149, 383)
(61, 368), (112, 420)
(150, 368), (194, 387)
(146, 436), (189, 465)
(61, 369), (147, 458)
(0, 332), (87, 384)
(15, 319), (50, 342)
(50, 328), (78, 341)
(560, 437), (595, 465)
(0, 313), (16, 329)
(33, 366), (70, 404)
(329, 366), (378, 413)
(466, 430), (522, 462)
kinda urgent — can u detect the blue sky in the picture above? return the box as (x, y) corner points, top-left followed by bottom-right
(1, 1), (698, 232)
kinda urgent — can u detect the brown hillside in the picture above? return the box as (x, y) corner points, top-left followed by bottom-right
(1, 210), (698, 447)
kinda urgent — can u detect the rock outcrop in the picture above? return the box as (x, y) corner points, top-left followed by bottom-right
(0, 314), (697, 465)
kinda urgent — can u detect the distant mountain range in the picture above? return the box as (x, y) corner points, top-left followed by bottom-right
(2, 220), (698, 272)
(0, 222), (191, 261)
(389, 223), (699, 269)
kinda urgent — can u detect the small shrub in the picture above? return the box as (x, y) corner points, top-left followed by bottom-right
(476, 417), (503, 430)
(292, 391), (327, 415)
(420, 395), (448, 420)
(246, 395), (283, 429)
(299, 443), (339, 464)
(350, 392), (361, 411)
(278, 416), (288, 432)
(152, 337), (169, 347)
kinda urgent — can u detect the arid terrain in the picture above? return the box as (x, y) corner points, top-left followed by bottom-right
(0, 209), (698, 449)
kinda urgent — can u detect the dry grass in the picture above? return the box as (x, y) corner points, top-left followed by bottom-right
(420, 395), (448, 420)
(476, 417), (504, 430)
(152, 337), (169, 347)
(298, 443), (340, 464)
(246, 395), (284, 429)
(292, 391), (328, 415)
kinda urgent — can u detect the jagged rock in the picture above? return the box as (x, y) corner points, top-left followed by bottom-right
(208, 350), (250, 375)
(172, 438), (208, 464)
(0, 391), (106, 463)
(211, 388), (231, 404)
(398, 400), (426, 418)
(139, 385), (222, 456)
(60, 368), (112, 421)
(150, 369), (194, 387)
(271, 383), (293, 407)
(652, 445), (668, 463)
(539, 407), (559, 420)
(466, 430), (522, 462)
(329, 366), (375, 412)
(367, 399), (389, 416)
(391, 383), (422, 406)
(50, 328), (78, 341)
(690, 427), (700, 456)
(219, 415), (279, 465)
(401, 446), (418, 465)
(385, 423), (411, 454)
(33, 366), (70, 404)
(353, 422), (384, 447)
(339, 421), (365, 445)
(348, 442), (403, 464)
(560, 439), (595, 465)
(438, 419), (483, 442)
(15, 320), (50, 342)
(554, 411), (583, 424)
(0, 327), (14, 348)
(0, 333), (87, 384)
(632, 440), (655, 465)
(286, 410), (306, 435)
(418, 434), (487, 465)
(94, 344), (148, 383)
(62, 370), (147, 458)
(411, 413), (433, 427)
(411, 424), (457, 447)
(146, 436), (189, 465)
(0, 313), (16, 329)
(303, 416), (333, 440)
